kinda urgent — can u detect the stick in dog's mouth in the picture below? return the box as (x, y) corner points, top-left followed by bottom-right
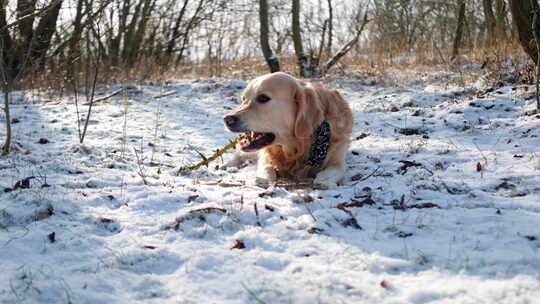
(238, 131), (275, 152)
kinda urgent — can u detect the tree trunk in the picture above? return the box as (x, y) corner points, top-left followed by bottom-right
(482, 0), (497, 44)
(122, 0), (144, 62)
(452, 0), (466, 60)
(292, 0), (307, 77)
(67, 0), (85, 63)
(259, 0), (280, 72)
(1, 82), (11, 155)
(127, 0), (155, 65)
(0, 0), (15, 77)
(109, 0), (131, 66)
(166, 0), (190, 55)
(495, 0), (508, 41)
(16, 0), (37, 43)
(509, 0), (540, 64)
(176, 0), (206, 65)
(31, 0), (63, 68)
(326, 0), (333, 57)
(0, 36), (12, 155)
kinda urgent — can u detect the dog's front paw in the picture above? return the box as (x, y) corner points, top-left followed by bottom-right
(313, 177), (337, 190)
(256, 166), (276, 184)
(314, 167), (344, 189)
(245, 176), (274, 188)
(250, 176), (270, 188)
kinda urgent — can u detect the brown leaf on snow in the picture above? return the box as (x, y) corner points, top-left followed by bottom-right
(48, 232), (56, 243)
(397, 160), (422, 175)
(187, 195), (199, 203)
(476, 162), (482, 172)
(408, 202), (440, 209)
(338, 198), (376, 209)
(231, 240), (246, 249)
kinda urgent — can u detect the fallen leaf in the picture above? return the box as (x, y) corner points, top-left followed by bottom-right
(397, 231), (413, 238)
(48, 232), (56, 243)
(408, 202), (440, 209)
(231, 240), (245, 249)
(187, 195), (199, 203)
(307, 227), (324, 234)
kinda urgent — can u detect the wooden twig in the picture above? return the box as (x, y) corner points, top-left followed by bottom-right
(254, 203), (261, 226)
(352, 166), (381, 185)
(133, 146), (149, 185)
(176, 137), (240, 175)
(189, 207), (227, 214)
(201, 180), (245, 187)
(153, 90), (176, 99)
(303, 199), (317, 222)
(83, 88), (123, 105)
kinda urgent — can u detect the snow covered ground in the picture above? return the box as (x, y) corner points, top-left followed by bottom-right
(1, 68), (539, 303)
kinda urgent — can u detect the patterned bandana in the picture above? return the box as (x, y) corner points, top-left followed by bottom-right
(306, 121), (331, 167)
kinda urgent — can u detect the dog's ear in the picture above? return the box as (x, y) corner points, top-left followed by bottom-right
(294, 85), (323, 139)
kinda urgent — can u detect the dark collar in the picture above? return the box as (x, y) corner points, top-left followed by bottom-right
(306, 120), (331, 167)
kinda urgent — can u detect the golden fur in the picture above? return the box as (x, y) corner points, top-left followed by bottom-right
(225, 72), (353, 187)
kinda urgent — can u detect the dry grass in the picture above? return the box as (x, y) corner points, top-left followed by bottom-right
(16, 40), (533, 93)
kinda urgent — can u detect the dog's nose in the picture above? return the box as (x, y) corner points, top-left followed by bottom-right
(224, 115), (238, 128)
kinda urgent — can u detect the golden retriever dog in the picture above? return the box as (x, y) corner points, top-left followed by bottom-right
(223, 72), (353, 188)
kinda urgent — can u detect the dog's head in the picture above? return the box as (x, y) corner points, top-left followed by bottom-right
(224, 72), (323, 152)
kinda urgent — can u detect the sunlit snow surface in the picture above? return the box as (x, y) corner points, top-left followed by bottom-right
(1, 72), (539, 303)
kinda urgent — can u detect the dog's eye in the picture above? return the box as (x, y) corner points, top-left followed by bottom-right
(257, 94), (271, 104)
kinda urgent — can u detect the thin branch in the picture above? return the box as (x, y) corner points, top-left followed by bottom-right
(0, 0), (64, 32)
(133, 146), (149, 185)
(176, 137), (239, 175)
(153, 90), (176, 99)
(322, 8), (369, 75)
(82, 88), (123, 105)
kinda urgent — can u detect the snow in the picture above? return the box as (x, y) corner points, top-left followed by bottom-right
(1, 70), (539, 303)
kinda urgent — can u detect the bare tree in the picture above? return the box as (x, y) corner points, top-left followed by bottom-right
(326, 0), (333, 57)
(322, 9), (369, 74)
(508, 0), (540, 111)
(494, 0), (508, 40)
(0, 0), (64, 77)
(371, 0), (443, 50)
(292, 0), (367, 77)
(0, 44), (13, 156)
(292, 0), (312, 77)
(483, 0), (497, 44)
(452, 0), (466, 60)
(259, 0), (280, 72)
(1, 0), (63, 155)
(509, 0), (540, 64)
